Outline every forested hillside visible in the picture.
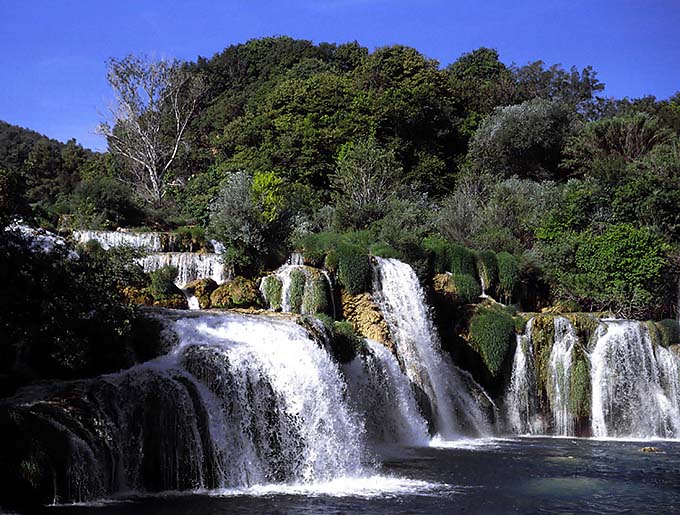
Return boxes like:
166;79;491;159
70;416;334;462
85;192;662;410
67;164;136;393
2;36;680;318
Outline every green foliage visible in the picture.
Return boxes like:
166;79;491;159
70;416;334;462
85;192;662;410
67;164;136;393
148;266;181;300
172;225;209;252
0;168;29;227
496;252;519;303
302;271;330;315
337;242;370;295
210;276;260;309
368;242;400;259
449;244;478;276
469;306;515;377
329;320;365;363
469;99;574;180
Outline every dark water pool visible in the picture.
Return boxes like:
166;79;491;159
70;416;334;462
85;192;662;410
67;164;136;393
20;437;680;515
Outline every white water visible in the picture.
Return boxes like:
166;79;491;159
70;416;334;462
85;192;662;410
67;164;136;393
590;320;680;438
139;253;227;288
343;339;430;446
372;257;492;438
548;317;577;435
73;230;164;251
505;320;545;434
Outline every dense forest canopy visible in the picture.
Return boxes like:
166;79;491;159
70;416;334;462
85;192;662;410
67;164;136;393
2;36;680;319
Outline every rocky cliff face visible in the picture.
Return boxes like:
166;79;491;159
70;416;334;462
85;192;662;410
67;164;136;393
340;291;394;352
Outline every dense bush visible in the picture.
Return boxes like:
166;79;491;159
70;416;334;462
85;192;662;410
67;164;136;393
148;266;181;299
476;250;498;293
450;274;482;304
468;305;515;377
337;242;370;295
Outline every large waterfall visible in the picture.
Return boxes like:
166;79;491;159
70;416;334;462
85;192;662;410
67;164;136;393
372;257;492;438
4;310;460;504
591;320;680;438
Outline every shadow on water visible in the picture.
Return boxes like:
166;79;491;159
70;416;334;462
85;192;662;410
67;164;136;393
33;437;680;515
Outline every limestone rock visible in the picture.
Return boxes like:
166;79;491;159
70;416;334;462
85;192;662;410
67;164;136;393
152;294;188;310
210;276;260;309
340;290;394;353
640;446;662;453
185;278;218;309
121;286;154;306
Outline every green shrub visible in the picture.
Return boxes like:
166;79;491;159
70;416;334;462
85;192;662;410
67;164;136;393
449;243;478;276
210;276;260;309
324;249;339;274
337;242;370;294
261;275;283;311
469;306;515;377
369;242;400;259
289;268;306;313
476;250;498;293
148;266;181;299
173;226;209;252
496;252;519;303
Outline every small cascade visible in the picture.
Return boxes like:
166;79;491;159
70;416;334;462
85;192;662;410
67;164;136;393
262;265;331;316
139;253;227;288
343;339;430;446
287;252;305;266
547;317;578;435
504;320;544;434
185;293;201;310
4;312;370;504
73;230;164;251
372;257;492;438
590;320;680;438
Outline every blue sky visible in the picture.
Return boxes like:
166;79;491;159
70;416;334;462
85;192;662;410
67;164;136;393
1;0;679;150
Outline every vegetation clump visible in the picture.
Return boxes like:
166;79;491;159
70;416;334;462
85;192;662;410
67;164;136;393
210;276;260;309
261;275;283;311
468;305;515;377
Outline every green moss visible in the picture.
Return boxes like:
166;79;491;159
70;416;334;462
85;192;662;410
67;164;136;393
369;242;400;259
513;315;529;333
496;252;519;303
210;276;260;309
302;270;330;315
422;234;451;274
654;319;680;347
449;243;478;276
531;314;557;403
289;269;306;313
476;250;498;293
564;313;599;350
569;347;591;418
324;250;339;274
173;225;209;252
450;273;482;304
337;243;370;295
469;306;515;377
330;320;366;363
261;275;283;311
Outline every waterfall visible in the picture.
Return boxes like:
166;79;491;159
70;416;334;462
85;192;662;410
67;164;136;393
547;317;577;435
139;253;227;288
5;311;372;504
73;230;164;251
505;320;544;434
343;339;430;446
590;320;680;438
372;257;492;438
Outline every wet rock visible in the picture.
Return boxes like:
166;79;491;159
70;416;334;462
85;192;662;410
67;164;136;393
640;446;662;453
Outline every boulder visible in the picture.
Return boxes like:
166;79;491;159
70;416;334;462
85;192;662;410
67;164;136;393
121;286;154;306
152;294;188;310
340;290;394;353
640;446;662;453
210;277;260;309
185;278;218;309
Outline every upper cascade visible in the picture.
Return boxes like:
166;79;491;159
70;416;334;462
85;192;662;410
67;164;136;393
372;257;493;438
73;229;165;251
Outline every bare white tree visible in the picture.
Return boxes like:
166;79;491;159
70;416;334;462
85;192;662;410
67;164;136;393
97;54;205;207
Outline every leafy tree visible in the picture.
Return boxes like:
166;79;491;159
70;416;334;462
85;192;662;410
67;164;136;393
98;54;206;207
469;98;574;180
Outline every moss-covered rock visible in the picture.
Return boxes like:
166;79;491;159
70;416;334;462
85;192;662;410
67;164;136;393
647;319;680;348
337;243;370;295
122;286;154;306
184;278;218;309
530;314;557;410
210;276;260;309
496;252;519;304
340;290;394;352
260;275;283;311
288;268;306;313
433;273;481;305
468;305;515;377
152;294;189;310
476;250;498;293
302;268;330;315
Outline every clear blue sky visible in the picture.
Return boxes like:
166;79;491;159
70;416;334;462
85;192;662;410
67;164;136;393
1;0;679;151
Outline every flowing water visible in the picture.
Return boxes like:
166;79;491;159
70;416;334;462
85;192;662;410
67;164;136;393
372;257;492;438
547;317;578;436
73;230;165;251
138;253;227;287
